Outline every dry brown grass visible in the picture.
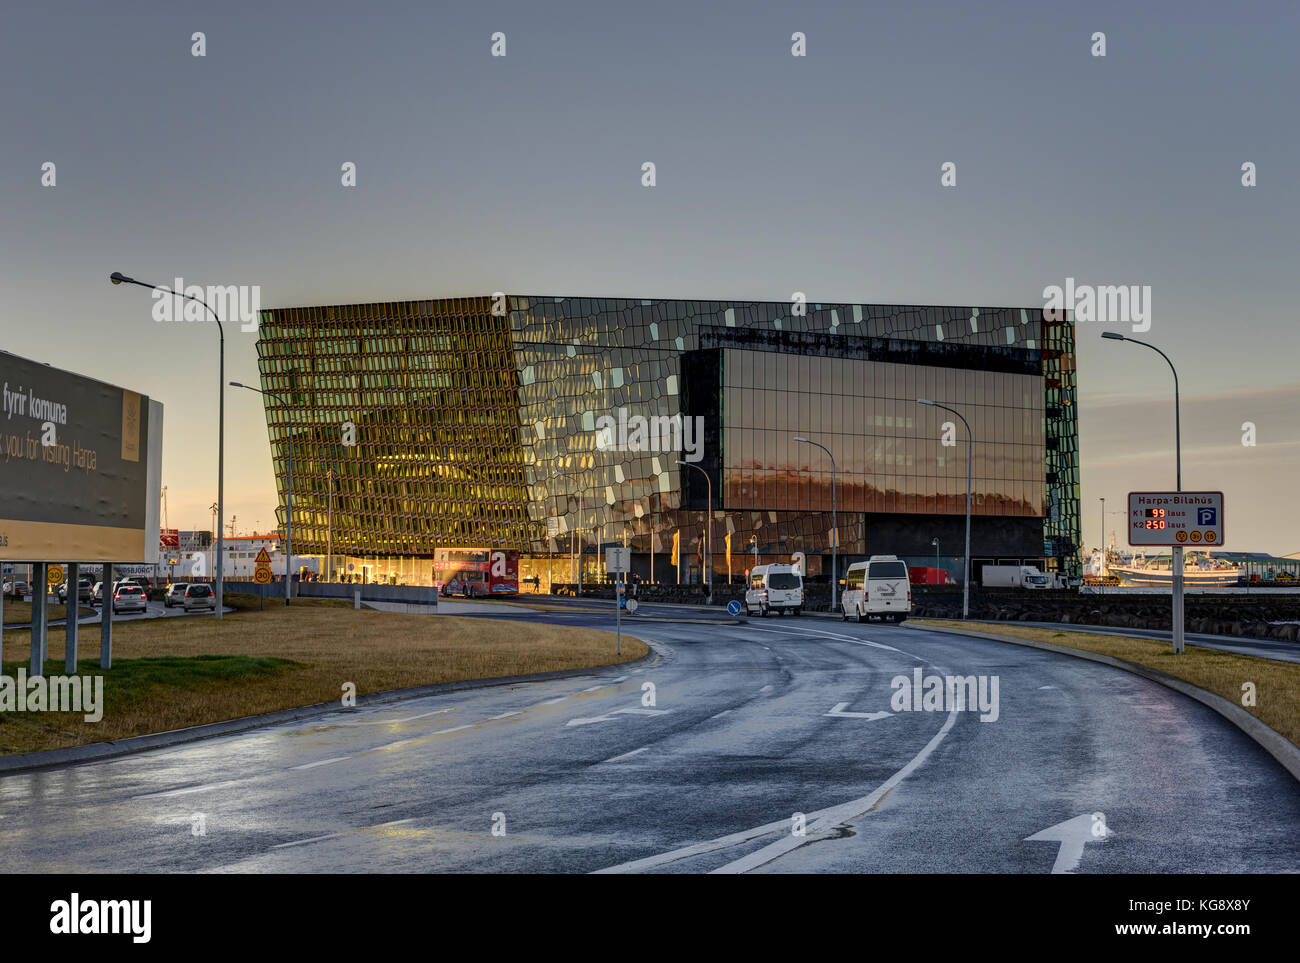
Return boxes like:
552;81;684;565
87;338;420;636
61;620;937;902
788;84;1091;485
2;601;96;626
1;598;646;755
916;620;1300;747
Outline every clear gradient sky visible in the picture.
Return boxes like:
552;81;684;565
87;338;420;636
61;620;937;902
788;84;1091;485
2;0;1296;554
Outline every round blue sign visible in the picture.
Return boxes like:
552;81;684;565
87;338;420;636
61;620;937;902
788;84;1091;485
727;600;742;616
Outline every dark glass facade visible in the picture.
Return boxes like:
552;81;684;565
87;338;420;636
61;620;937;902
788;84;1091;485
256;296;1080;582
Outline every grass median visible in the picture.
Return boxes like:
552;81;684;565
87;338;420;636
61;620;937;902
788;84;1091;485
915;619;1300;748
0;594;647;756
2;601;96;627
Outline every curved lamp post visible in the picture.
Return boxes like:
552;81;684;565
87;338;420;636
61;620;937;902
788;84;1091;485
111;272;225;619
794;436;837;613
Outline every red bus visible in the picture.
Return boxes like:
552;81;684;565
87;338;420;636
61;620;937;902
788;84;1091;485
432;548;519;597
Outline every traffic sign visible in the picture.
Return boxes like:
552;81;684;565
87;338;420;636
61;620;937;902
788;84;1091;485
47;564;64;587
605;547;630;573
727;600;742;616
1127;492;1224;546
254;547;272;564
253;567;273;585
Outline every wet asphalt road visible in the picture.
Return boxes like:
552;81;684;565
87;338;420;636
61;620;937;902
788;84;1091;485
2;610;1298;874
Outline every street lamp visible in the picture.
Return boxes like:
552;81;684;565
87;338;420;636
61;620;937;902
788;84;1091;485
918;399;972;619
112;272;226;619
231;382;293;604
1103;331;1185;652
678;458;713;601
932;536;940;583
795;436;837;613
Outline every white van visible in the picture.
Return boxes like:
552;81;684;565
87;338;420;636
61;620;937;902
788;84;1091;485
745;563;804;617
841;555;912;623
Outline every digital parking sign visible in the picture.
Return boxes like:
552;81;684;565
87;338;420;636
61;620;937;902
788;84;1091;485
1126;491;1224;547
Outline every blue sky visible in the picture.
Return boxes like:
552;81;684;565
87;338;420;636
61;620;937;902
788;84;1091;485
2;0;1296;553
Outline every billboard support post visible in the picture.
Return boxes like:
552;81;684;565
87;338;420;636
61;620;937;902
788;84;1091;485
100;563;113;670
65;562;79;672
31;562;47;676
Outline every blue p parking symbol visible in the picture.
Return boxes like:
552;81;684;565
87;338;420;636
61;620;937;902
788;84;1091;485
1198;507;1217;526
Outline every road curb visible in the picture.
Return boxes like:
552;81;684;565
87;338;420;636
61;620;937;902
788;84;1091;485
907;621;1300;785
0;645;658;776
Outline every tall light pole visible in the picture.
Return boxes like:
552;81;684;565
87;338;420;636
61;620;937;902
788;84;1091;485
932;536;940;583
326;468;335;582
918;399;972;619
1099;497;1106;578
795;436;837;613
231;382;293;605
112;272;225;619
1103;331;1185;652
678;458;713;601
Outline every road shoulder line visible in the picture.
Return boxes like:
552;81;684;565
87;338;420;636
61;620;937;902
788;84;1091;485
0;647;658;776
905;622;1300;784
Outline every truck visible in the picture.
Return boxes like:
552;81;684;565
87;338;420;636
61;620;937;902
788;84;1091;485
980;564;1052;589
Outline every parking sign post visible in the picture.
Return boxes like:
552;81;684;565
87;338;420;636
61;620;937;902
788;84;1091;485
1127;492;1224;655
606;547;630;655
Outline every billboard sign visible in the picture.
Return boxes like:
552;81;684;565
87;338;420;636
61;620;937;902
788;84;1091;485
1;351;163;562
1126;491;1224;547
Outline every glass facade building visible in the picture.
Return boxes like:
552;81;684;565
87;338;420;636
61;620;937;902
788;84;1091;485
255;296;1080;585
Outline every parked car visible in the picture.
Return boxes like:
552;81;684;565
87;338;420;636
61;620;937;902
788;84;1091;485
842;555;912;623
57;578;94;604
111;584;149;615
181;583;216;612
7;580;31;600
744;563;804;617
164;583;190;608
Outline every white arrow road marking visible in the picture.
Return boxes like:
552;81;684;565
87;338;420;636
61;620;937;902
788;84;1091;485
825;702;893;721
1025;813;1114;874
742;624;924;661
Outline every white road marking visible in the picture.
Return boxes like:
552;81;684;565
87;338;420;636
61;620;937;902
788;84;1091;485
825;702;893;721
565;706;670;727
603;747;649;763
375;739;412;750
743;623;924;661
432;725;474;734
596;704;960;874
711;704;961;873
1025;813;1114;873
334;707;456;727
133;779;243;800
290;756;353;771
759;684;774;693
710;709;732;719
1038;685;1057;690
536;697;567;706
565;714;616;727
272;831;346;849
489;711;520;719
581;685;606;693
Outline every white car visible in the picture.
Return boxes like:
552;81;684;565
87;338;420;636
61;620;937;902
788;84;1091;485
164;583;189;607
111;584;149;615
841;556;912;623
181;583;216;612
745;563;804;617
